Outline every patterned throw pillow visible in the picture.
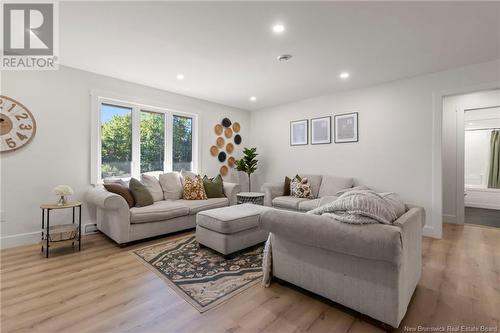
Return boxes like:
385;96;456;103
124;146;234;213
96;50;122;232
183;175;208;200
290;176;313;198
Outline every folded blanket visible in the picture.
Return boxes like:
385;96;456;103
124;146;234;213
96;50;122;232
307;190;406;224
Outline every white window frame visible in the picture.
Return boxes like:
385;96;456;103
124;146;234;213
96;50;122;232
90;91;199;184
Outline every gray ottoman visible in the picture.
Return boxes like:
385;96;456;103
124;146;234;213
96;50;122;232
196;204;271;256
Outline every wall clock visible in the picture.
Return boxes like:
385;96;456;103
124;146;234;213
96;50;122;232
0;95;37;152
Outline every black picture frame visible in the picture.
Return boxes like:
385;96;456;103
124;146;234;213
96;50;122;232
290;119;308;146
334;112;358;143
310;116;332;145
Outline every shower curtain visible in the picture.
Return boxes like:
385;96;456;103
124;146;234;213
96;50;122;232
488;130;500;188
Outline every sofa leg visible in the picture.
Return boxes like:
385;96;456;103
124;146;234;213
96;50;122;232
118;243;129;248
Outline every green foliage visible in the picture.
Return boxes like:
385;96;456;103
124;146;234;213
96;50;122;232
235;147;258;191
172;116;192;170
140;112;165;173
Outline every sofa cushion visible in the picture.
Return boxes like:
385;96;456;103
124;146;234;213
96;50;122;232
176;198;229;215
130;201;190;224
103;183;135;208
203;175;225;198
182;175;208;200
318;175;354;197
141;174;164;202
297;199;322;212
299;174;322;198
272;196;310;210
129;178;154;207
159;172;183;200
197;203;270;234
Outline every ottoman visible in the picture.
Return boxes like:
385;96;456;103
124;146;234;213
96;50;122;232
196;203;271;256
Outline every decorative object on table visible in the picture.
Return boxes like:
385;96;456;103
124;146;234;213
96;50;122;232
131;235;263;313
210;145;219;157
221;117;232;128
226;142;234;154
237;192;265;205
290;119;308;146
334;112;358;143
224;127;233;138
234;134;242;145
0;95;37;153
290;176;313;198
311;116;331;144
235;147;258;192
219;165;229;177
214;124;223;135
227;156;236;168
53;185;74;206
182;175;207;200
232;122;240;133
40;201;82;258
203;175;224;198
217;151;227;162
216;137;225;148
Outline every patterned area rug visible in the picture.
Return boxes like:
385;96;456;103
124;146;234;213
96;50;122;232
132;235;263;313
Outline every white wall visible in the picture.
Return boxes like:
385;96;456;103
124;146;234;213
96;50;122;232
0;66;250;248
250;59;500;238
442;90;500;223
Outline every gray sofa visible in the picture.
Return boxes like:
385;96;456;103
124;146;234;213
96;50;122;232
260;205;424;327
261;174;354;210
86;182;240;244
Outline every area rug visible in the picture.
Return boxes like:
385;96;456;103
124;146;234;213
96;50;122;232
131;235;263;313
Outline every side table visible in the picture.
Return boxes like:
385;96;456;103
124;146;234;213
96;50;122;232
40;202;82;258
236;192;265;205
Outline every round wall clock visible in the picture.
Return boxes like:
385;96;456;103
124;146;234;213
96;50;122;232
0;96;36;153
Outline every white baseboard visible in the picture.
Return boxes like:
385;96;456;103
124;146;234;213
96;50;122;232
0;231;40;249
423;225;441;239
443;214;457;224
466;203;500;210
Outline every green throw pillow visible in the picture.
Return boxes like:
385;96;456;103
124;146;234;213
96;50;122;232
203;175;225;198
129;178;154;207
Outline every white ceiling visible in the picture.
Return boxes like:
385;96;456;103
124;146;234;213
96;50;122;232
60;2;500;111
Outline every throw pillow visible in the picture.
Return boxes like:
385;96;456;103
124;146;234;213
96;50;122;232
159;172;183;200
103;183;135;208
183;175;208;200
284;174;301;196
290;176;313;198
180;169;197;185
103;178;129;187
128;178;154;207
203;175;225;198
141;174;163;201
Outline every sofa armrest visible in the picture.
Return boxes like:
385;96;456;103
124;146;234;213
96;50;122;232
223;182;241;206
261;182;284;206
86;186;130;211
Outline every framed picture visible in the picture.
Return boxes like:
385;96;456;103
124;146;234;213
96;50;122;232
290;119;308;146
334;112;358;143
311;116;331;144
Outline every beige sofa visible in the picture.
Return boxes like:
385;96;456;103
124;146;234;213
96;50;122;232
261;174;354;210
86;181;240;244
260;203;424;328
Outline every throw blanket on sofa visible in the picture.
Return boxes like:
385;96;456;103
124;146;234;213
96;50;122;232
262;234;273;287
307;190;406;224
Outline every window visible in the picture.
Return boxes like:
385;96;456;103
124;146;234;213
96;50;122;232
91;94;197;183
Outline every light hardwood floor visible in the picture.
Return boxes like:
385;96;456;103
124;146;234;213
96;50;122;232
1;224;499;333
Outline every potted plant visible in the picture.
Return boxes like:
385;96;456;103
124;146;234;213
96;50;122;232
235;147;258;192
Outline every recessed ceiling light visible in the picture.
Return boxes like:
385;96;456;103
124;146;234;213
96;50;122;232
272;24;285;34
339;72;350;79
176;74;184;80
277;54;293;62
250;96;257;102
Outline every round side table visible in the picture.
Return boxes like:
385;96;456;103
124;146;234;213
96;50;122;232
40;202;82;258
237;192;265;205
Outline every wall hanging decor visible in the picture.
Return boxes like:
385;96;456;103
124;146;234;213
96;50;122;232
210;145;219;156
216;137;225;148
334;112;358;143
218;151;227;162
222;117;232;128
234;134;242;145
228;156;236;168
290;119;308;146
226;143;234;154
224;127;233;138
311;116;331;145
214;124;223;135
232;122;240;133
0;95;37;153
219;165;229;176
